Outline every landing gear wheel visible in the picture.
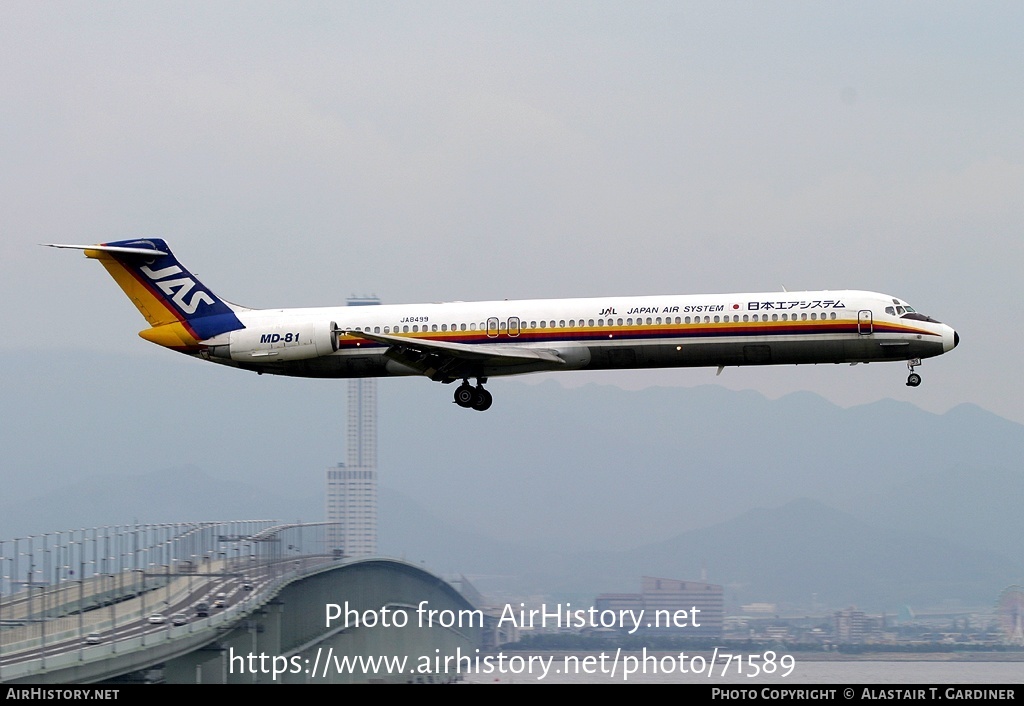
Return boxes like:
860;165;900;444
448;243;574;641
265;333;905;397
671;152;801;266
454;383;475;408
471;387;492;411
906;373;921;387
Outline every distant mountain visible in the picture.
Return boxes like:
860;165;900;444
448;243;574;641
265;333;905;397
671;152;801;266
379;379;1024;553
629;497;1022;610
4;350;1023;611
379;491;1024;612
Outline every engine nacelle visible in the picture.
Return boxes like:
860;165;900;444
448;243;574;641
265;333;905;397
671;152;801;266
226;321;339;362
550;343;592;369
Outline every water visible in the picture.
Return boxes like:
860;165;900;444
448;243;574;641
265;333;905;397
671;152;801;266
459;653;1023;684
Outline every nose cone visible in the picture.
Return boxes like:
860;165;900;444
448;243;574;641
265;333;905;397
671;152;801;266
943;326;959;353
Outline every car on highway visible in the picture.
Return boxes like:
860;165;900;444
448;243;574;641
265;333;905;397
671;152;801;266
147;614;167;624
171;613;189;626
84;632;103;644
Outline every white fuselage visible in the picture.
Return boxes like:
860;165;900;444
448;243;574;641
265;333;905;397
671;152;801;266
49;239;958;410
203;289;957;382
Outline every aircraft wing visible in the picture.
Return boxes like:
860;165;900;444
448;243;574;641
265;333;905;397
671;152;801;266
342;329;565;364
342;328;565;381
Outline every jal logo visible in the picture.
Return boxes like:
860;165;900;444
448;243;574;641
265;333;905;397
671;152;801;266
599;306;617;317
140;264;216;315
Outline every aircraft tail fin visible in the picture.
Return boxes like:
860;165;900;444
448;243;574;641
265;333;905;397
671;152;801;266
46;239;246;351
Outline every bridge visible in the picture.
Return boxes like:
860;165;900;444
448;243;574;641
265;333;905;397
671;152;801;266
0;522;481;684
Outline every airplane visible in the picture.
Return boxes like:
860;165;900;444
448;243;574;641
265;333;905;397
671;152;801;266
47;238;958;411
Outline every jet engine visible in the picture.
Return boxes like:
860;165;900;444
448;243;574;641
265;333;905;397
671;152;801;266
223;321;340;362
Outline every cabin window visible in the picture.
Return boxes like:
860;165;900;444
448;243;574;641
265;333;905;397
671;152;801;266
772;314;779;321
830;312;837;320
539;320;546;328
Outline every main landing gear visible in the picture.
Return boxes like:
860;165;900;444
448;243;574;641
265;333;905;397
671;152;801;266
906;358;922;387
454;379;492;411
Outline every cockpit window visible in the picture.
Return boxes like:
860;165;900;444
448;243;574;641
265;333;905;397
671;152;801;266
896;301;940;323
885;306;895;315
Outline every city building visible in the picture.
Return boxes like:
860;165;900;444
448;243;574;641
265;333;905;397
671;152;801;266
596;575;724;638
326;296;380;557
833;607;867;643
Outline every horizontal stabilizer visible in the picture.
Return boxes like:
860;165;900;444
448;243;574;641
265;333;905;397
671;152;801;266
43;243;169;257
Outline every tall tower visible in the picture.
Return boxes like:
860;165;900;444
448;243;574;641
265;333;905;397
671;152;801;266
326;295;380;557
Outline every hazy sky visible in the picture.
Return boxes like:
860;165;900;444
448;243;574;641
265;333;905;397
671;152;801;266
3;2;1022;422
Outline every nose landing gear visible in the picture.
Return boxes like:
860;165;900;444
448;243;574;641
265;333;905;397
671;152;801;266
906;359;922;387
453;379;492;411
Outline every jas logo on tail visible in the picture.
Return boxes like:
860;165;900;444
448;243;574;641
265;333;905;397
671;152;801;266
140;264;216;315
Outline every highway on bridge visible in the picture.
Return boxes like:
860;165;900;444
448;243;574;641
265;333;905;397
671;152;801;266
1;522;481;684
